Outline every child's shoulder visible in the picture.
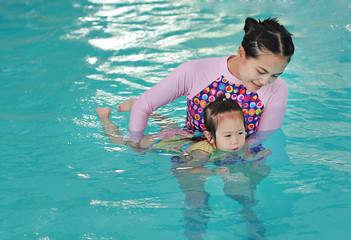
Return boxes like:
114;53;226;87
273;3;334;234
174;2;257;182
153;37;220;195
187;140;214;155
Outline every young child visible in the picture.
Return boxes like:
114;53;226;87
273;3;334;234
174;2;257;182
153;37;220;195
96;94;271;172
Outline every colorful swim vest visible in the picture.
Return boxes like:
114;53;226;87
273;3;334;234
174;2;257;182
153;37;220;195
185;76;264;136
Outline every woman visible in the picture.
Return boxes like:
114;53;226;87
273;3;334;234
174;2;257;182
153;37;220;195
120;17;295;145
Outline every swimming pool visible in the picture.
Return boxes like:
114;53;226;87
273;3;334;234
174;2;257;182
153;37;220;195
1;0;350;239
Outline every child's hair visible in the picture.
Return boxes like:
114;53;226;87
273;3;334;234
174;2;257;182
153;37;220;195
204;94;245;144
242;17;295;60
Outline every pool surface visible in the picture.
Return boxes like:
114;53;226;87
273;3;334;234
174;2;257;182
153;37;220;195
1;0;351;239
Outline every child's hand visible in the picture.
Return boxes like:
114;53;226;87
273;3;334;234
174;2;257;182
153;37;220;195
257;149;272;157
244;148;272;161
118;98;137;112
95;107;112;119
188;167;211;174
187;166;229;175
214;166;229;175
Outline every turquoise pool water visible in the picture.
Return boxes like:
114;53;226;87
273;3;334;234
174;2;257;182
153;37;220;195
1;0;350;239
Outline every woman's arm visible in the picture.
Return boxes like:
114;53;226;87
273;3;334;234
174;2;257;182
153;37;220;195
248;78;288;145
258;78;288;131
125;62;193;142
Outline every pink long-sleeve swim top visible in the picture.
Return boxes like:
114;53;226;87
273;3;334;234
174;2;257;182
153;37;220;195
126;55;288;142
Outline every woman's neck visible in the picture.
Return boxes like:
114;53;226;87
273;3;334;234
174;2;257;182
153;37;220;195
227;56;241;80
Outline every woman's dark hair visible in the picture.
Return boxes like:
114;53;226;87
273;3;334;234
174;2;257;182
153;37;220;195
242;17;295;60
204;94;245;145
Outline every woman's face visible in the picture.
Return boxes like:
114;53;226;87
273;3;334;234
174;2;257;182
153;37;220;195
238;50;290;93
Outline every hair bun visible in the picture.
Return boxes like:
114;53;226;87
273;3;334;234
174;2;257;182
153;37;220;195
215;93;227;102
244;17;259;33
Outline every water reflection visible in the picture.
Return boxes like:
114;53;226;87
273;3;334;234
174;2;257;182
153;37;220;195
64;0;243;96
172;154;271;240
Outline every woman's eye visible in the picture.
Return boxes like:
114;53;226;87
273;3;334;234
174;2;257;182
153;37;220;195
257;70;264;74
225;135;231;138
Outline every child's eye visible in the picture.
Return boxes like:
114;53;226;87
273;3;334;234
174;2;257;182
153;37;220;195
238;131;244;135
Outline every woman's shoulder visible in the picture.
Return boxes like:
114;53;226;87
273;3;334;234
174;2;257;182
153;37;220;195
258;77;288;106
182;56;229;68
274;77;288;89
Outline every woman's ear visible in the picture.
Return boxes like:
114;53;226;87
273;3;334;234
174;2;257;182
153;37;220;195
238;46;246;59
204;131;216;149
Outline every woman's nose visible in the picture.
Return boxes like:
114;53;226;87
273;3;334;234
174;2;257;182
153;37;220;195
258;75;271;85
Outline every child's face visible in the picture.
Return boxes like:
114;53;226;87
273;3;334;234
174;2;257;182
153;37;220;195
212;112;246;152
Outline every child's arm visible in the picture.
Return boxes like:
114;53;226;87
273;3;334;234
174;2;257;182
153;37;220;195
96;107;126;145
184;150;229;175
243;148;272;161
96;107;142;149
188;166;229;175
183;149;209;166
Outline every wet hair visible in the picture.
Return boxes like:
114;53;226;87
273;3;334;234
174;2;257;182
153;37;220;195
204;94;245;145
242;17;295;60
